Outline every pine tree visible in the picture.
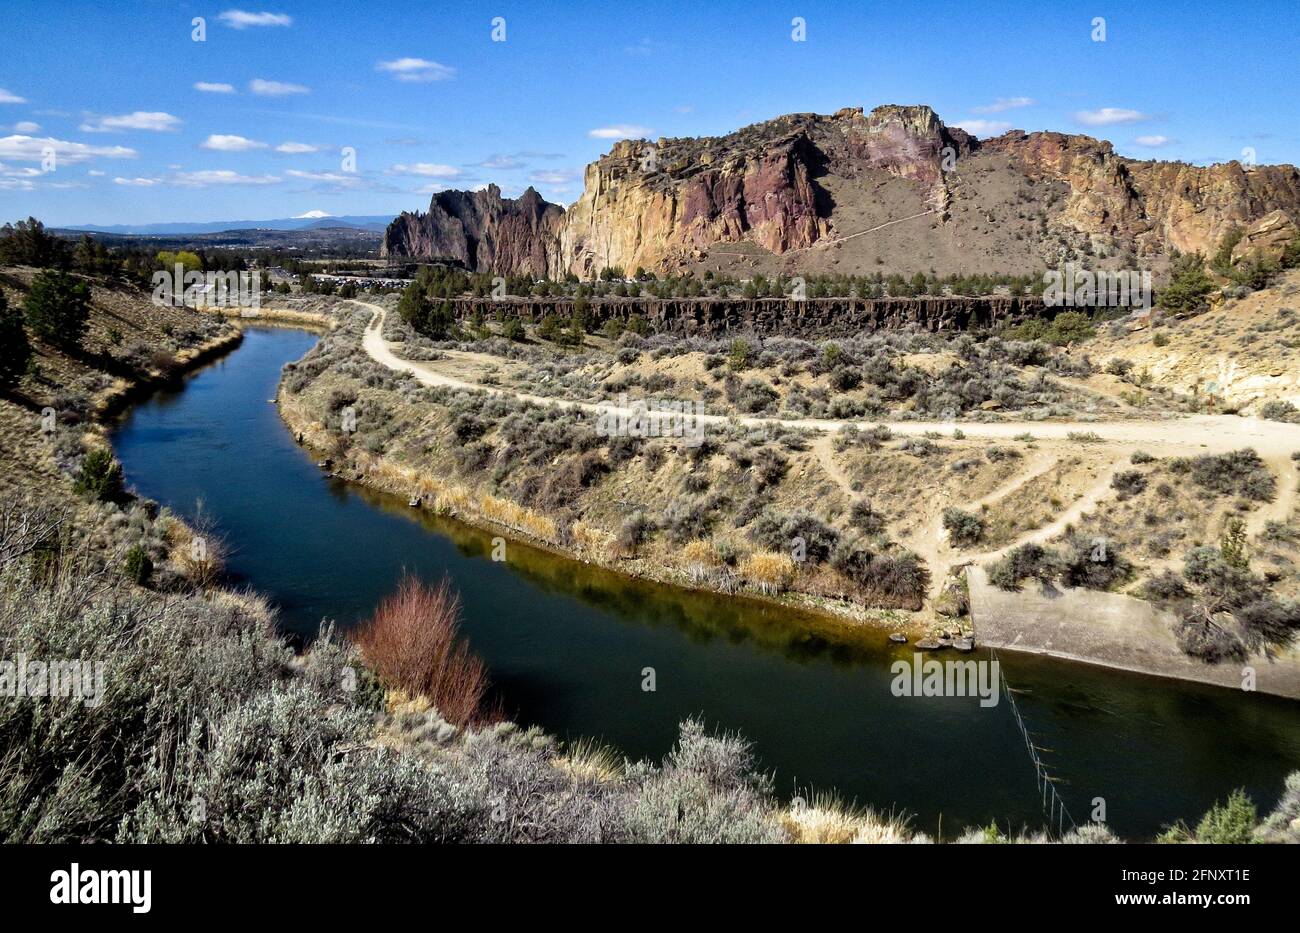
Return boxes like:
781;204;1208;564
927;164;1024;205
0;289;32;390
24;270;90;350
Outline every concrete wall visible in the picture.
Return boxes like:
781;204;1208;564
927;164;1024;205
966;566;1300;699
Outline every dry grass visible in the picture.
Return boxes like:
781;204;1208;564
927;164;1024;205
572;520;616;560
478;492;558;542
679;538;722;583
780;792;916;844
740;550;796;594
350;574;497;728
552;737;624;785
165;503;227;589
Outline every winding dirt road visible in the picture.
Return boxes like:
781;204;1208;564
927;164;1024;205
356;299;1300;457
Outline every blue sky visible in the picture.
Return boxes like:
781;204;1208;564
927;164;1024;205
2;0;1298;226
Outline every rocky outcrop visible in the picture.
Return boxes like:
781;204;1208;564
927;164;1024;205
1230;209;1299;265
379;184;563;277
558;105;973;276
985;132;1300;256
382;105;1300;276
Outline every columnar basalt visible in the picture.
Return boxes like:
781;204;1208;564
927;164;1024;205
442;295;1051;337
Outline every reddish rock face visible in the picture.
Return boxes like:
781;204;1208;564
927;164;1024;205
382;105;1300;277
985;131;1300;256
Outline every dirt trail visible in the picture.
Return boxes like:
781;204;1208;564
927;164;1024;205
816;437;1126;602
352;299;1300;591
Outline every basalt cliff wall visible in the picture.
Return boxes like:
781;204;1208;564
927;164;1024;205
446;295;1051;337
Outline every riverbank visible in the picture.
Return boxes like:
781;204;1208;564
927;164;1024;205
272;310;928;647
270;297;1300;701
111;323;1300;839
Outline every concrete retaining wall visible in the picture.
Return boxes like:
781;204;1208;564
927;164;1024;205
966;566;1300;699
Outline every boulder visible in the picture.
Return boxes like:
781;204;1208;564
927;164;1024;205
1231;210;1299;265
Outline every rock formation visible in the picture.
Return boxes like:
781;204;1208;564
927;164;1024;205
1230;209;1300;265
381;105;1300;278
379;184;563;277
427;295;1047;337
984;132;1300;257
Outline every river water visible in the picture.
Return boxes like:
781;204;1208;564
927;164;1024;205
110;326;1300;838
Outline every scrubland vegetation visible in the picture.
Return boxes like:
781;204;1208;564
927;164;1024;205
3;506;1296;844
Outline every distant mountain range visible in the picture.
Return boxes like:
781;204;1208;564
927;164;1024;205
56;215;394;236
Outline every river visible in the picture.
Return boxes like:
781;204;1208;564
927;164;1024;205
110;326;1300;838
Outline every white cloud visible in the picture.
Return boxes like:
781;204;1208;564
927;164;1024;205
971;97;1035;114
219;10;292;29
389;162;461;178
0;89;26;104
588;124;652;140
12;121;40;133
194;82;236;94
285;169;355;183
0;178;35;190
476;154;525;170
118;170;281;187
249;79;309;96
1134;135;1174;147
0;135;136;163
172;169;280;186
954;119;1012;136
80;111;182;133
528;169;578;185
1075;107;1152;127
200;134;267;151
87;169;105;176
375;58;455;82
275;141;324;153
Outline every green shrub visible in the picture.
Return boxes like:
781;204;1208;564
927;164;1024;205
74;448;125;503
941;507;984;547
727;338;752;371
1110;469;1147;499
123;545;153;586
24;270;90;350
1157;252;1216;316
1259;400;1300;423
1194;789;1257;844
537;312;565;342
500;317;525;341
0;289;31;390
987;543;1059;591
